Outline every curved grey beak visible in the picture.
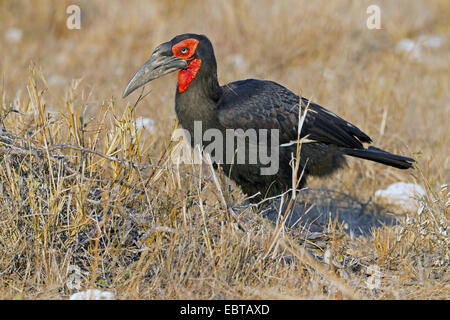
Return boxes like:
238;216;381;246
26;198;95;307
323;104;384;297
122;42;187;98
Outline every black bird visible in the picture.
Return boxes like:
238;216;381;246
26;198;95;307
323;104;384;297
123;33;414;201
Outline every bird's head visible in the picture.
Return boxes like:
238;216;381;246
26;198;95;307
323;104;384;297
122;33;215;98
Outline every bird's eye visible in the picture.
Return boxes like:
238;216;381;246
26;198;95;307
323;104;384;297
180;47;188;54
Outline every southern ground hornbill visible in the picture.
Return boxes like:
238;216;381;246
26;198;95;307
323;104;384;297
123;33;414;202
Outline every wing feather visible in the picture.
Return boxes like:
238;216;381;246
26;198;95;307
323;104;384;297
218;79;372;149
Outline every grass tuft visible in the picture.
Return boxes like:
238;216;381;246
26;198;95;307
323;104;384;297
0;0;448;299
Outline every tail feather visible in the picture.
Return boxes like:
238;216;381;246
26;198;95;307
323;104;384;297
342;146;415;169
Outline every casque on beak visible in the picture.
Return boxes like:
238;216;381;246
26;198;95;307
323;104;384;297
122;42;187;98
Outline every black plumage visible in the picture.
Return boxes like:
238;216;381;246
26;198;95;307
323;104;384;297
123;33;414;202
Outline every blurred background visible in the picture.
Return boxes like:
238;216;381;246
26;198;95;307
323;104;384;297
0;0;448;300
0;0;449;189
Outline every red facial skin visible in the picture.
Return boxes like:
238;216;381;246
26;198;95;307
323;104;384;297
172;38;201;93
177;59;201;93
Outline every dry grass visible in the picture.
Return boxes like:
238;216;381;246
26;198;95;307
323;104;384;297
0;0;448;299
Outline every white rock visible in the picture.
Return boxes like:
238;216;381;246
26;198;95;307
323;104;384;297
5;28;23;43
375;182;426;210
396;35;444;61
69;289;115;300
396;39;422;59
136;117;155;133
232;54;247;69
417;35;444;48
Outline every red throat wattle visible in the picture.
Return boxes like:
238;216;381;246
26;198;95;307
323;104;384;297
178;59;201;93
